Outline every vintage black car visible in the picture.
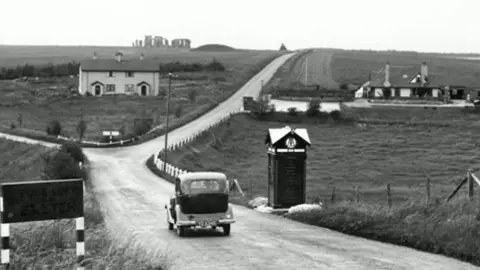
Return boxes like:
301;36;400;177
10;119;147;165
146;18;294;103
165;172;235;237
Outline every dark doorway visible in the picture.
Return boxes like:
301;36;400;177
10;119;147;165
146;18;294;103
95;85;101;96
141;85;147;96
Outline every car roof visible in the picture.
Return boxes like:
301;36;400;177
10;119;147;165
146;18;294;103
178;172;227;182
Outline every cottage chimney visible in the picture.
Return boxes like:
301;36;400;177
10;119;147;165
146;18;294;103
92;52;98;60
383;61;391;87
140;53;145;60
420;61;428;86
114;51;123;63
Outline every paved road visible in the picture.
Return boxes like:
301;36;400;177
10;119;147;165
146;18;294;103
1;53;479;270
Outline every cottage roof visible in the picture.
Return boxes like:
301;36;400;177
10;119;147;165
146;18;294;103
369;63;477;88
80;59;159;72
265;126;311;146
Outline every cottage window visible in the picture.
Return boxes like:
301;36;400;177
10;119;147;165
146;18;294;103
108;71;114;77
106;84;116;92
126;71;134;77
125;84;134;92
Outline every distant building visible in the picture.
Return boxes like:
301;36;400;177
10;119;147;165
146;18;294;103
78;52;160;96
356;61;475;100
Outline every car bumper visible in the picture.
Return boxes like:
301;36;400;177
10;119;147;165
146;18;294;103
176;219;236;226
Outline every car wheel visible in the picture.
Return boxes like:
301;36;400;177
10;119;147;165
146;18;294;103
177;225;186;237
222;224;231;236
166;210;174;230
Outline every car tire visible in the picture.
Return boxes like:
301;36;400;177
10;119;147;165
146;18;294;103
177;225;186;237
166;210;174;230
222;224;231;236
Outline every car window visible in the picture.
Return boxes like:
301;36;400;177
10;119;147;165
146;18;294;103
187;179;221;194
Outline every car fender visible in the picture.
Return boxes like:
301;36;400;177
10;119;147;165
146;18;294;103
227;203;234;218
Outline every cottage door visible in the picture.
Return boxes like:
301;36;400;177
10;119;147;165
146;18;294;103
141;85;147;96
95;85;101;96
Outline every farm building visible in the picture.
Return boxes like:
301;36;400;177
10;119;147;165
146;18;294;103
78;52;160;96
355;61;475;100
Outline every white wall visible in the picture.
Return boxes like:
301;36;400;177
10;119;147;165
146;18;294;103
78;69;160;96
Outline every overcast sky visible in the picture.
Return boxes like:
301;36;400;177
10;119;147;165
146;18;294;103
0;0;478;53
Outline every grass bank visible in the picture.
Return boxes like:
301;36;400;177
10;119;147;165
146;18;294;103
0;139;167;269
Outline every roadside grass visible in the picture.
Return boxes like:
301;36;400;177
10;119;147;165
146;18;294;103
157;113;480;266
0;139;167;269
0;50;282;143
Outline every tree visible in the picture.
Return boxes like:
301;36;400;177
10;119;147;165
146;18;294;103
17;113;23;128
306;99;322;117
46;120;62;136
76;119;87;141
60;142;85;163
43;151;83;180
188;88;197;103
174;104;183;118
279;43;287;51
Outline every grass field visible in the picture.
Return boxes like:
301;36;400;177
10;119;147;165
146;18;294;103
0;46;282;141
264;48;480;93
162;112;480;266
0;139;166;269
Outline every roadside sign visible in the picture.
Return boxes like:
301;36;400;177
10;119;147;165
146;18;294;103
0;179;85;268
102;131;120;137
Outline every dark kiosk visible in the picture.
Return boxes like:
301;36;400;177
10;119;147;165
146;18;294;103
265;126;311;209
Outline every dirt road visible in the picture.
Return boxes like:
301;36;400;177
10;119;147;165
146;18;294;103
1;53;479;269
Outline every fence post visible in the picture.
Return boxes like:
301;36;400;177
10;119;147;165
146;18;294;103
330;186;336;205
355;186;359;204
386;183;392;209
426;176;431;204
468;168;474;200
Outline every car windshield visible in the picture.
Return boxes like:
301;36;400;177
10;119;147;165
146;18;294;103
182;179;225;194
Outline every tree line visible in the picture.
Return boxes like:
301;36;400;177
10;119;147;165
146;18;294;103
0;59;226;80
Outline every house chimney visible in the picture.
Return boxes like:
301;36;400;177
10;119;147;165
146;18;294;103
383;61;391;87
114;51;123;63
420;61;428;86
140;53;144;60
92;52;98;60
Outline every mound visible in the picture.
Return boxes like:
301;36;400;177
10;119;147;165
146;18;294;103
192;44;236;52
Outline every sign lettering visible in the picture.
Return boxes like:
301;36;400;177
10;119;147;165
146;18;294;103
1;179;84;224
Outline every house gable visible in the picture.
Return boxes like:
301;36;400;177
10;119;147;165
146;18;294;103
137;81;151;86
90;81;104;86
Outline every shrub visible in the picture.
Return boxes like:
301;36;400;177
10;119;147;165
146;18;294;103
329;110;343;122
76;119;87;140
60;142;85;163
306;99;321;117
174;104;183;118
188;89;197;103
43;151;83;180
133;119;151;137
287;107;298;116
46;120;62;136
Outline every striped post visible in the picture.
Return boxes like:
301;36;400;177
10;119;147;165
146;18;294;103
76;217;85;270
0;196;10;267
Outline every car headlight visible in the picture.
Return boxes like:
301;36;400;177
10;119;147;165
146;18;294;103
226;214;232;219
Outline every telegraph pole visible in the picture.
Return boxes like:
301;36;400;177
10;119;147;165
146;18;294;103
163;72;173;171
305;55;308;87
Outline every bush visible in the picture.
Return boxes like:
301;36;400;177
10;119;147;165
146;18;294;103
43;151;83;180
133;119;151;137
174;104;183;118
188;89;197;103
329;110;343;122
60;142;85;163
306;99;321;117
46;120;62;136
287;107;299;116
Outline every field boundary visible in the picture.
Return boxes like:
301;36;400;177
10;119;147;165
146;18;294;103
0;53;284;148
